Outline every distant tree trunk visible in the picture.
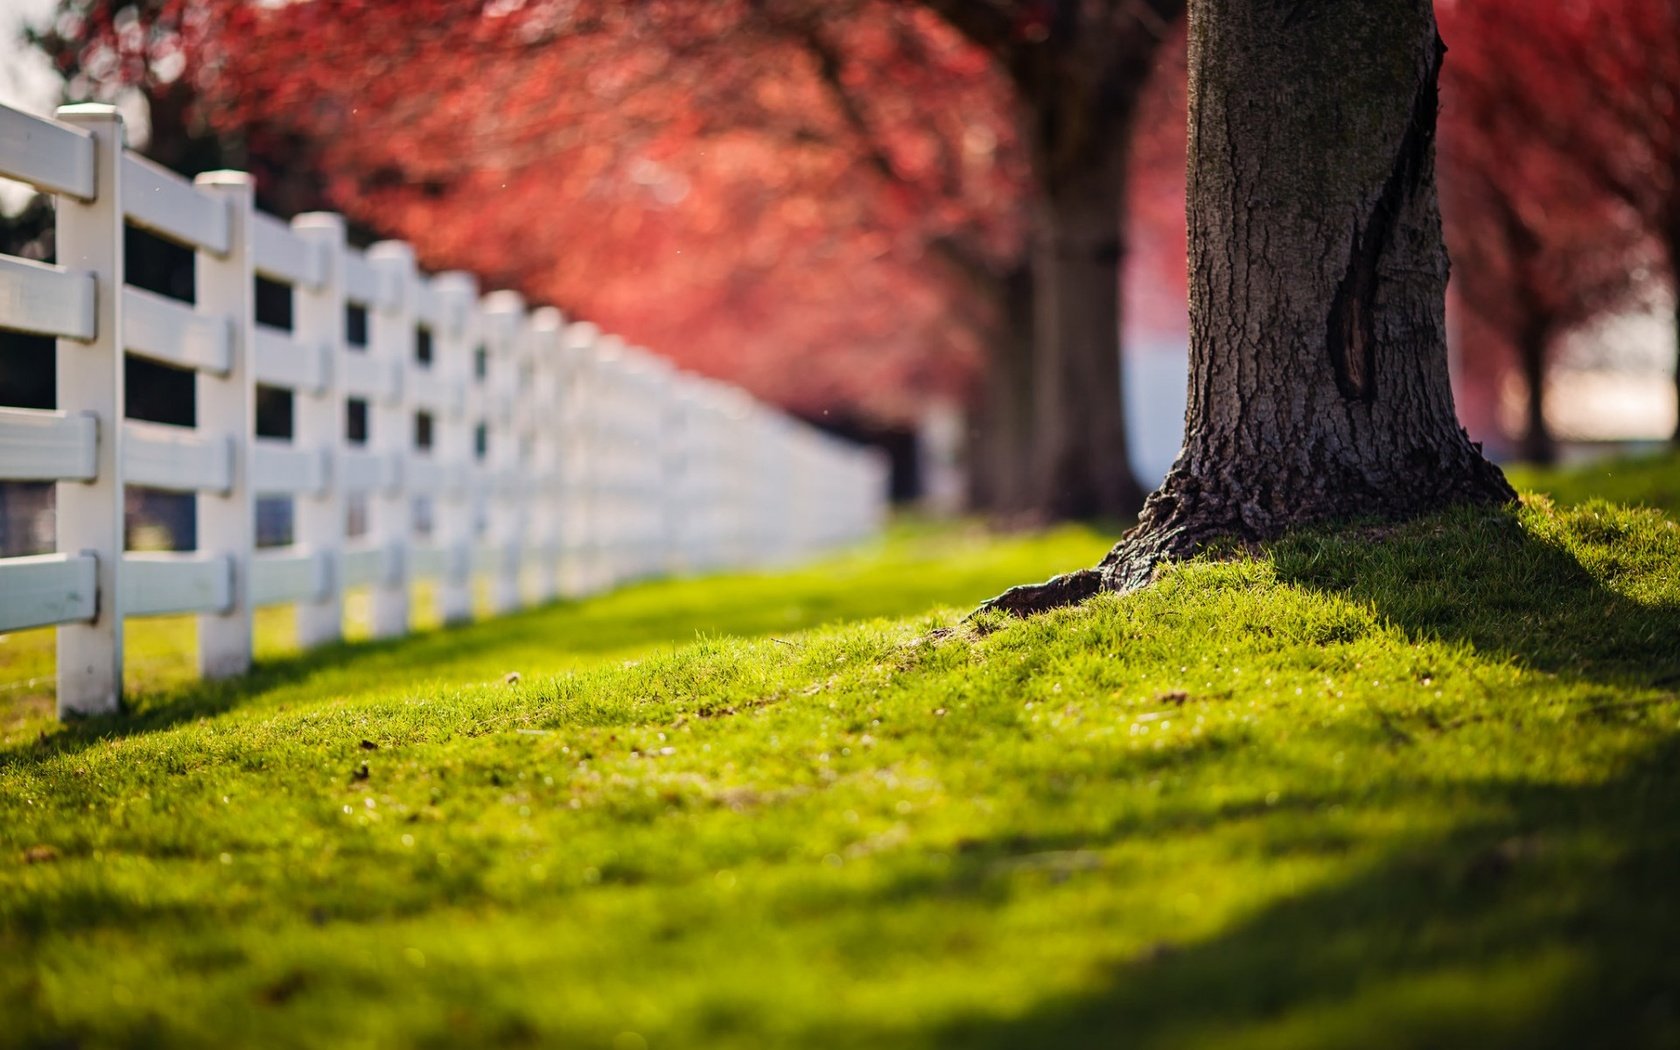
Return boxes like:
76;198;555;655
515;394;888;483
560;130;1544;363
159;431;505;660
1018;82;1148;522
915;0;1183;524
1516;322;1557;464
968;264;1038;519
982;0;1513;615
1027;131;1146;520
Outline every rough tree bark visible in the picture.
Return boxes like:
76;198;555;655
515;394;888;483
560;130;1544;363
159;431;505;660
982;0;1514;616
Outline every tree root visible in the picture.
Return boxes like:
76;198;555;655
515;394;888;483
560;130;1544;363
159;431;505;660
972;447;1517;621
970;568;1107;619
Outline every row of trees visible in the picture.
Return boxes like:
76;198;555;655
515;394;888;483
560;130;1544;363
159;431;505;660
20;0;1679;520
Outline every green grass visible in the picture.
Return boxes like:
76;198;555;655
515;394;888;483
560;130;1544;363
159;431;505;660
1506;447;1680;513
3;462;1679;1049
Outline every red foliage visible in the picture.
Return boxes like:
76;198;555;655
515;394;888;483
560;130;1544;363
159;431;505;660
40;0;1030;424
1124;22;1189;345
1437;0;1662;455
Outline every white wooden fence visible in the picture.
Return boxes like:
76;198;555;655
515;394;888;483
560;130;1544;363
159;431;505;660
0;103;889;718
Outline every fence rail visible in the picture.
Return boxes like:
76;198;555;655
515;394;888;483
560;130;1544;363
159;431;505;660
0;102;888;718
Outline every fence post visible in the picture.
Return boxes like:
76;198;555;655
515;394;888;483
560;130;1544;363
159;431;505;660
291;212;347;647
529;307;564;604
431;271;477;625
663;374;688;578
637;352;672;580
192;171;257;679
481;291;525;613
512;306;539;606
602;341;626;587
366;241;414;638
556;322;594;597
52;104;126;717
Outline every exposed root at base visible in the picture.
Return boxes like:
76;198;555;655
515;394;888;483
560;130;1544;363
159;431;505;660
970;568;1106;619
970;502;1235;616
970;517;1245;619
972;441;1520;621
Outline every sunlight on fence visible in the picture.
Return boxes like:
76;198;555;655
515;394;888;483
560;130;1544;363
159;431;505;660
0;103;888;718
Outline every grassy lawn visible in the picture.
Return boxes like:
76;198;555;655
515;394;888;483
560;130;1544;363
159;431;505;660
1506;447;1680;513
3;454;1679;1049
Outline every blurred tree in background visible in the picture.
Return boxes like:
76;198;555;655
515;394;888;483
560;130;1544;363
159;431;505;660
1438;0;1660;465
1531;0;1680;447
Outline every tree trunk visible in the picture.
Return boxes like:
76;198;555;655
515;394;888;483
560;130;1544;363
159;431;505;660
1516;322;1557;464
981;0;1513;615
1016;75;1151;522
920;0;1181;521
1027;138;1147;520
967;264;1039;520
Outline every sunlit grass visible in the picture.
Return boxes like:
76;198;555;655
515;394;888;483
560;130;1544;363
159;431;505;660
2;467;1678;1048
1506;446;1679;513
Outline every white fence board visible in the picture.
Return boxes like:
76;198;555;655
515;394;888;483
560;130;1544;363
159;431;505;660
122;422;233;493
407;368;462;414
122;153;232;254
410;543;468;580
409;457;465;494
252;211;323;288
341;449;396;493
121;553;233;617
0;553;96;632
343;253;379;306
123;286;232;374
473;542;515;575
0;103;94;199
0;407;97;481
0;254;96;340
341;350;400;401
253;325;329;393
341;544;399;587
251;548;330;606
253;440;328;495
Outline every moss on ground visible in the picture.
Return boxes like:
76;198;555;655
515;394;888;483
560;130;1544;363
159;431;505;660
2;457;1678;1049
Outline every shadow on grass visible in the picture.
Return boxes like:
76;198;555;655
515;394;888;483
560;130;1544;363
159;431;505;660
906;734;1680;1049
1263;504;1680;688
900;506;1680;1048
